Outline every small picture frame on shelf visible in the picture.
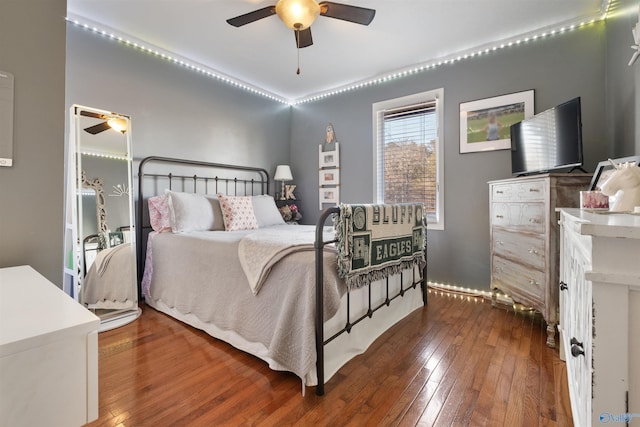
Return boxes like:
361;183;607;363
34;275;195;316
319;143;339;168
319;169;339;186
319;187;339;206
109;231;124;247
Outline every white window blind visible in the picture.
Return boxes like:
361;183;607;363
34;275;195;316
373;89;443;228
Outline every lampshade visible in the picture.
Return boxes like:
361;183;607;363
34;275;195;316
275;0;320;30
107;117;128;133
274;165;293;181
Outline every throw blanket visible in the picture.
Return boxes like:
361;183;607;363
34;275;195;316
335;203;426;289
81;243;137;310
238;226;336;295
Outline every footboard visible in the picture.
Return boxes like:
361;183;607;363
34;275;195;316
314;205;428;395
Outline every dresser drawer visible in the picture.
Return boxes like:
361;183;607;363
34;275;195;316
492;255;545;305
491;202;545;234
491;180;545;202
492;229;545;270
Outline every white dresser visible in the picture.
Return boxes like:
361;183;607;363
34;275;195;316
558;209;640;427
0;266;100;427
489;174;591;347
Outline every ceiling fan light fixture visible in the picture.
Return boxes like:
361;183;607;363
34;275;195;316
107;117;128;133
275;0;320;30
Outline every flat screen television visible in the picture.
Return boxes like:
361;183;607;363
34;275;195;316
510;97;583;176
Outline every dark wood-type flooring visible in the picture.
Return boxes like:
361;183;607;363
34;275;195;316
86;290;573;426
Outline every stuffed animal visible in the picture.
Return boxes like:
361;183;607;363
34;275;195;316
278;204;302;222
278;205;293;221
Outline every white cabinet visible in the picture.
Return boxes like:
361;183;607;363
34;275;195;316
489;174;591;347
0;266;100;427
558;209;640;427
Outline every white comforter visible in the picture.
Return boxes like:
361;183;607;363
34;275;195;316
144;225;345;386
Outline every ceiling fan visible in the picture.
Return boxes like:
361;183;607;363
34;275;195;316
227;0;375;73
80;111;127;134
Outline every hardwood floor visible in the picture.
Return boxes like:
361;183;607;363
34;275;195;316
86;290;573;426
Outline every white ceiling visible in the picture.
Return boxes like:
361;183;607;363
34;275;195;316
67;0;606;102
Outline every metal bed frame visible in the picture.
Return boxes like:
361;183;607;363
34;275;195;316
137;156;427;396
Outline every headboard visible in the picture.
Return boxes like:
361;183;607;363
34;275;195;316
136;156;270;290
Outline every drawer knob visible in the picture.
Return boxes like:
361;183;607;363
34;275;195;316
529;188;540;192
496;215;504;219
571;344;585;357
496;190;504;194
528;248;539;254
570;338;585;357
559;281;568;291
496;240;503;245
529;279;538;285
528;218;538;223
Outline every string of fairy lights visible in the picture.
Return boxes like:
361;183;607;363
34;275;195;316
66;0;612;106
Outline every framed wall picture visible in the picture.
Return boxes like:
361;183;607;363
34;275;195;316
319;143;339;168
319;187;339;206
590;156;640;191
319;169;339;186
459;90;534;154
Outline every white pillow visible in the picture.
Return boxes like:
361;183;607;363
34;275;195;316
166;191;225;232
252;195;285;227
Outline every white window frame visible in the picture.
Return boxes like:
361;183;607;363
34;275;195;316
372;88;444;230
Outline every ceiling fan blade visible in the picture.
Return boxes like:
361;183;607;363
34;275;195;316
295;27;313;48
319;2;375;25
79;110;104;119
84;121;111;135
226;6;276;27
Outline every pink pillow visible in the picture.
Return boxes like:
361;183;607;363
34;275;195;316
148;195;171;232
217;194;259;231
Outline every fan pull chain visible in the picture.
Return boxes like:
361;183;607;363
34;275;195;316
295;24;301;75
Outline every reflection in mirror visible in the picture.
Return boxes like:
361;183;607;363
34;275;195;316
81;171;107;254
64;105;140;332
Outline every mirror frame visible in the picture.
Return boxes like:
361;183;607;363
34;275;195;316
63;104;141;332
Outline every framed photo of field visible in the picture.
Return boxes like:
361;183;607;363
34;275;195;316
459;90;534;154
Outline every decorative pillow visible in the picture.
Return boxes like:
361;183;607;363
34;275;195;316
252;195;285;227
148;194;171;232
166;191;225;233
218;194;259;231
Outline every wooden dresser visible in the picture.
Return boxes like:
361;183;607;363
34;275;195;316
558;209;640;427
488;173;591;347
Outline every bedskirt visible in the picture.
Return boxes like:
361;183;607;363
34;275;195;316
144;227;423;388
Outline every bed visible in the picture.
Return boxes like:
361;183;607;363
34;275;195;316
137;156;427;395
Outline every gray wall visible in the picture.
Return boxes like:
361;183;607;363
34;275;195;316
606;0;640;157
290;24;609;290
0;0;67;285
65;24;291;181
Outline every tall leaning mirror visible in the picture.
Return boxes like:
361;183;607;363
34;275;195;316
64;105;141;331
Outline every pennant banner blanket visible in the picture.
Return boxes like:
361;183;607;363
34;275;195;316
335;203;427;289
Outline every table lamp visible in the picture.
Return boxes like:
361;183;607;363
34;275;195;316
274;165;293;200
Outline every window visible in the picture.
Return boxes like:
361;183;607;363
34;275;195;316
373;89;444;230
